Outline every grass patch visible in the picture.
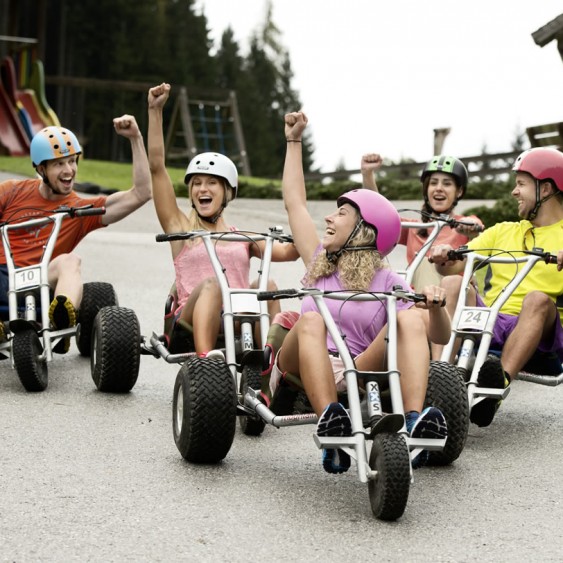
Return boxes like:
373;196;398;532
0;155;278;195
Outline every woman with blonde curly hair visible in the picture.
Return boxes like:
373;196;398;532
271;111;452;474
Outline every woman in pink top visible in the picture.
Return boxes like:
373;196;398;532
361;153;483;289
276;112;451;474
147;83;298;357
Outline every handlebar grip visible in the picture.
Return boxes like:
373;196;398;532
546;254;558;265
446;249;465;261
75;206;106;216
415;293;447;307
257;289;300;301
474;224;485;233
155;232;193;242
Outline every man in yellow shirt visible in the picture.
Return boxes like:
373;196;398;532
429;147;563;427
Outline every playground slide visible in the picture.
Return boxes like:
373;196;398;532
0;82;30;156
1;56;43;137
29;60;60;127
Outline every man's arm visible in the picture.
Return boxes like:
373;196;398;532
102;115;152;225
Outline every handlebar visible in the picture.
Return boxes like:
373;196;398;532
257;286;435;305
445;246;558;264
398;210;484;233
156;227;293;244
0;205;106;229
54;205;106;217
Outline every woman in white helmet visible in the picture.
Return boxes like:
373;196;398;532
147;83;298;357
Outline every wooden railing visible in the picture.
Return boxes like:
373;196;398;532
304;150;523;182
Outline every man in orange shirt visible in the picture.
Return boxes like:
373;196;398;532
0;115;152;352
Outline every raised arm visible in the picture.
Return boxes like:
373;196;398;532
282;112;319;266
147;83;184;233
360;153;383;192
102;114;152;225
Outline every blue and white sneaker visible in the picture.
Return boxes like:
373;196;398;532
316;402;352;474
407;406;447;469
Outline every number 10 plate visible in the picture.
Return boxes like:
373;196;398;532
15;267;41;290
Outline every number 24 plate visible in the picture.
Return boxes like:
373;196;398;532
457;307;490;331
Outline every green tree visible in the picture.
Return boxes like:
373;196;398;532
236;0;313;176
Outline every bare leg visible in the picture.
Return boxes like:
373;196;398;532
182;277;222;354
48;253;83;307
278;311;336;416
501;291;558;378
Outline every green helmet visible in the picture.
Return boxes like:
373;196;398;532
421;155;469;198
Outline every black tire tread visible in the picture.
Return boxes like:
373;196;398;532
76;282;118;357
13;329;48;392
91;306;140;393
425;360;469;466
368;432;410;521
239;364;266;436
173;357;237;463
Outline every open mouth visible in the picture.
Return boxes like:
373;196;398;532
198;196;213;206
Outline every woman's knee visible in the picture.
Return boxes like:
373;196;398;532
398;308;426;333
199;277;221;295
297;311;325;336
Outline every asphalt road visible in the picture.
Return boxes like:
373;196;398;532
1;187;562;562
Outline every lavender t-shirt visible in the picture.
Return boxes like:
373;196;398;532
301;267;413;357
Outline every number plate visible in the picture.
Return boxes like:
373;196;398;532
15;267;41;290
457;308;490;331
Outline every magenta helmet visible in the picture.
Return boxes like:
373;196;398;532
512;148;563;191
337;189;401;256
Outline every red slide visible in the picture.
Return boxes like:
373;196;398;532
1;56;47;136
0;80;30;156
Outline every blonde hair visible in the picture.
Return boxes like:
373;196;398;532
184;175;234;230
303;221;386;290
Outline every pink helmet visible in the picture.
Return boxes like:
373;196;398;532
337;189;401;257
512;148;563;191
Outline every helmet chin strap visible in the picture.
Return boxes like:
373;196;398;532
37;166;67;196
326;220;366;264
526;180;558;221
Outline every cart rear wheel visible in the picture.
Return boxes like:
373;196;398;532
239;364;266;436
76;282;118;357
91;306;140;392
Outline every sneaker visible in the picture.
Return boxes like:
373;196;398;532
407;407;448;469
316;402;352;474
49;295;77;354
470;356;510;427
